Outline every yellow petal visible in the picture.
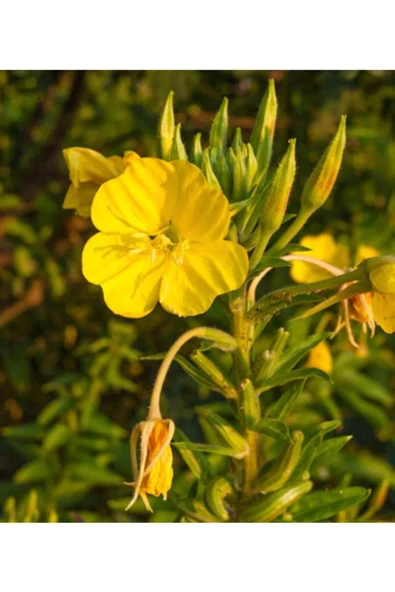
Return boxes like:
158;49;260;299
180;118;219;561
306;341;333;374
62;182;99;218
370;263;395;293
82;232;165;318
159;240;249;316
63;147;125;186
170;161;230;242
290;233;350;283
372;291;395;333
91;158;176;235
355;245;380;265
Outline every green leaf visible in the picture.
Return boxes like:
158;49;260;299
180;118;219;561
173;428;213;481
253;419;292;442
291;421;341;482
83;413;127;438
172;442;241;458
2;424;45;440
142;353;219;392
337;389;390;429
336;370;393;407
267;381;306;420
291;487;370;522
68;462;121;486
240;480;313;522
37;396;74;425
257;368;328;394
330;451;395;486
276;332;331;373
42;424;71;453
14;460;52;484
311;435;353;467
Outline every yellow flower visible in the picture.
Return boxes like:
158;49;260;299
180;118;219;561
82;157;249;318
126;418;175;512
290;233;349;283
63;147;129;217
306;341;333;374
368;261;395;333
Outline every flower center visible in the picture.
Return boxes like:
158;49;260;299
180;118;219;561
126;224;188;265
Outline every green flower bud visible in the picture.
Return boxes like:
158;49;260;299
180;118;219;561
159;90;175;161
170;123;188;161
199;411;249;459
232;127;243;152
190;350;238;399
259;138;296;234
200;327;238;351
301;116;346;213
202;149;222;190
210;147;232;196
250;79;277;153
246;144;258;191
209;97;228;154
254;430;304;493
191;133;203;167
240;480;313;522
205;477;233;521
241;378;260;427
233;147;248;201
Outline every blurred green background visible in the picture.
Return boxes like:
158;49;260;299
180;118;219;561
1;70;395;522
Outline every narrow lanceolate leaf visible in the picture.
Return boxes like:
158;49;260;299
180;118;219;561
172;441;242;457
276;332;332;373
173;428;213;481
311;435;353;467
267;381;306;420
250;79;277;153
337;389;391;429
240;480;313;522
301;115;346;213
197;411;249;458
291;421;342;482
291;487;370;522
256;367;328;394
170;123;188;161
336;370;393;407
209;97;228;154
253;419;292;443
159;90;175;160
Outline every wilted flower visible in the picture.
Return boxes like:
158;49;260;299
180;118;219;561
125;418;175;513
82;157;249;318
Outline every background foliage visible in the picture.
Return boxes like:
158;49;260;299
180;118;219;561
1;70;394;522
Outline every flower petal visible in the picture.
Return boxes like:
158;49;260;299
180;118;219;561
372;291;395;333
82;232;165;318
91;158;177;235
159;240;249;316
370;264;395;293
170;161;230;242
290;233;350;283
63;147;126;186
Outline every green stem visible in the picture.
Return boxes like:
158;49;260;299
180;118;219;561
249;227;272;269
269;207;312;252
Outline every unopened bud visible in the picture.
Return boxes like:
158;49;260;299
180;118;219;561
233;147;248;201
301;116;346;213
255;430;304;493
191;133;203;167
209;97;228;154
159;91;175;161
170;123;188;161
260;138;296;234
240;480;313;522
232;127;243;152
250;79;277;153
199;411;249;458
202;149;222;190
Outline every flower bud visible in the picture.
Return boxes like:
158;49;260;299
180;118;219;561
259;138;296;234
254;430;304;493
210;147;232;196
191;133;203;167
205;477;233;521
200;328;238;351
159;90;175;161
232;147;248;201
190;350;238;399
170;123;188;161
240;480;313;522
301;116;346;213
250;79;277;153
202;149;222;190
199;411;249;459
232;127;243;152
209;97;228;154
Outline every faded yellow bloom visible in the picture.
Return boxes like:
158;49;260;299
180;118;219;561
126;418;175;512
306;341;333;374
290;233;350;283
82;157;249;318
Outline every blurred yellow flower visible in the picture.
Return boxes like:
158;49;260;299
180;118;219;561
126;418;175;513
82;157;249;318
63;147;127;217
369;261;395;333
290;233;349;283
306;341;333;374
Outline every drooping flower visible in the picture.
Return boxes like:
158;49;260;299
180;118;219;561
290;233;380;345
63;147;140;217
368;258;395;334
125;418;175;512
82;157;249;318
